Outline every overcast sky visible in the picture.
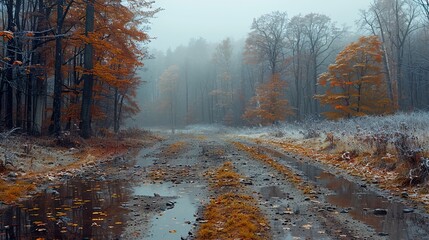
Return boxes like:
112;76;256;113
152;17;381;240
147;0;373;51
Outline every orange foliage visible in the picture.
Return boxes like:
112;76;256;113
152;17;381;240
243;74;294;125
0;30;13;41
60;0;151;127
316;36;391;119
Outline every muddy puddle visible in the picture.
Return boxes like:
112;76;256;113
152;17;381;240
0;180;201;240
133;183;200;240
0;179;131;240
277;153;429;239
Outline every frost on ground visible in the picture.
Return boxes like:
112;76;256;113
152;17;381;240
240;111;429;156
237;112;429;199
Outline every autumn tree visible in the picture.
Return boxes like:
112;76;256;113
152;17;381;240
243;74;293;125
0;0;158;137
316;36;391;119
61;0;157;137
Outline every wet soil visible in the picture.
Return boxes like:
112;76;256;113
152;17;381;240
2;131;429;239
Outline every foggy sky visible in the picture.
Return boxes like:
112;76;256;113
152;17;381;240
147;0;373;51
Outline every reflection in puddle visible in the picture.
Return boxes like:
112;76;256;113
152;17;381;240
278;155;429;239
0;179;131;240
133;183;199;240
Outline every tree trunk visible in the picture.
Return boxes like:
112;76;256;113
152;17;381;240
113;87;119;133
51;0;64;135
80;0;95;139
15;0;22;128
26;72;33;133
5;0;15;129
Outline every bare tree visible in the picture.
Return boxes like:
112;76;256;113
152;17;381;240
414;0;429;20
287;15;307;119
302;13;343;114
212;38;234;124
159;65;180;132
246;11;288;76
361;0;420;110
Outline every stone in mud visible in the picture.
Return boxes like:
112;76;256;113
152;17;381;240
326;206;336;212
340;209;349;213
403;208;414;213
240;178;253;185
373;208;388;215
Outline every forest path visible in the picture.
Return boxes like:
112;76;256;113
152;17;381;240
124;131;401;240
1;131;429;239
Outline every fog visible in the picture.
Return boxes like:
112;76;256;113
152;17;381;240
133;0;429;130
148;0;373;51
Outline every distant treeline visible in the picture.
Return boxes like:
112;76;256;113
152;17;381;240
139;0;429;128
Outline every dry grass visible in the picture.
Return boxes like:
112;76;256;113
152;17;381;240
197;193;270;240
161;141;187;158
206;161;241;188
197;162;270;240
233;142;316;197
266;139;399;185
148;168;167;181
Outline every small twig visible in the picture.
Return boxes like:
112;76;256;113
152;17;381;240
0;127;21;141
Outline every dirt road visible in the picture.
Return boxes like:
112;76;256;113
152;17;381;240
122;130;429;240
2;130;429;239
